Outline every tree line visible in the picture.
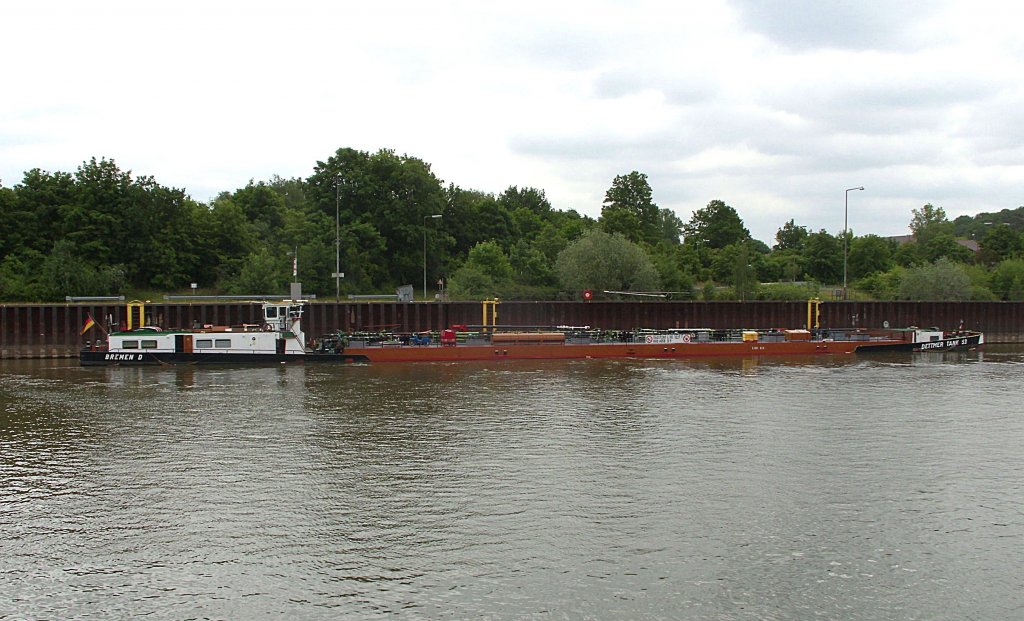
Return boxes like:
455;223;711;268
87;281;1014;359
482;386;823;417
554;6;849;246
2;148;1024;302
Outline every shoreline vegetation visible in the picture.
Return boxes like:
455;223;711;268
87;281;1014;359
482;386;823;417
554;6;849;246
3;149;1024;304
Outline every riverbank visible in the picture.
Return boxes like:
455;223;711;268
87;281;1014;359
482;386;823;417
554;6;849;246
2;299;1021;358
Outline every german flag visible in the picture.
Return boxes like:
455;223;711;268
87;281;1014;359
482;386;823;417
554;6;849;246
81;313;97;335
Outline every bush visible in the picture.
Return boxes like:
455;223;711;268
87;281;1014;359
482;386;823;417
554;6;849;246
897;258;972;300
447;265;497;299
856;269;904;300
758;282;821;301
990;258;1024;300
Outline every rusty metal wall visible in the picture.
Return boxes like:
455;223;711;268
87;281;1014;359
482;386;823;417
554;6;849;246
2;300;1021;358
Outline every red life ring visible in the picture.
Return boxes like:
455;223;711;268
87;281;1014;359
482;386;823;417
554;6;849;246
583;289;593;300
682;334;691;343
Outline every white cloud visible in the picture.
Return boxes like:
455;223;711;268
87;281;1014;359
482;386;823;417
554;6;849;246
2;0;1023;244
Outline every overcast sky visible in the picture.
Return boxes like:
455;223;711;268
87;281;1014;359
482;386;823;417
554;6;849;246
2;0;1022;244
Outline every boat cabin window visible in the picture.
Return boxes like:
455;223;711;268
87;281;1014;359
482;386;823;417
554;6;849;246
122;340;139;349
196;339;213;349
215;339;231;348
141;340;158;349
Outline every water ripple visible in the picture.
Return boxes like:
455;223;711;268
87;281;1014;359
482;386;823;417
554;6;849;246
1;355;1021;619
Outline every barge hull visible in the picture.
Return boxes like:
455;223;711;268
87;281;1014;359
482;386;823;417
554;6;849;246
336;339;901;363
80;340;909;366
854;333;983;353
79;351;312;366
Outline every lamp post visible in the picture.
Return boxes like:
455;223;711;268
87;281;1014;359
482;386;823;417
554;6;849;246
843;186;864;300
334;174;342;302
423;214;443;300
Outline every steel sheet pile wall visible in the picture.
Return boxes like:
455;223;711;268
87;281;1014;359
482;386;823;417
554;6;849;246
822;301;1018;340
2;300;1021;358
496;301;811;331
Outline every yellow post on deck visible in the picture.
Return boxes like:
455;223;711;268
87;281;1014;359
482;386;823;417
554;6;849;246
806;298;821;330
127;300;145;330
482;298;499;333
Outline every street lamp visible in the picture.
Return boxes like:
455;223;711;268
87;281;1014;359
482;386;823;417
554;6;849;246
423;214;443;300
334;174;342;302
843;186;864;300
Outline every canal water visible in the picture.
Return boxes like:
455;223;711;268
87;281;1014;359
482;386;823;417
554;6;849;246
2;349;1022;620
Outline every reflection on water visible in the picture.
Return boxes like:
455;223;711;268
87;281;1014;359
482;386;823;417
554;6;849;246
2;350;1023;620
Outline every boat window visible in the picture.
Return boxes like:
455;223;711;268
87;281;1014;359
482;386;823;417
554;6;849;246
141;340;158;349
122;340;139;349
215;339;231;348
195;339;213;349
265;307;278;319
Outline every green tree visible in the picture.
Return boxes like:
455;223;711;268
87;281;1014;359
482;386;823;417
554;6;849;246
464;240;514;283
338;221;390;293
657;208;684;245
447;265;496;299
954;207;1024;238
910;203;953;245
555;229;660;296
893;241;924;267
22;158;207;291
61;157;133;266
802;229;842;283
267;175;310;213
774;219;809;251
0;250;45;300
710;241;765;283
979;224;1022;265
961;263;996;300
472;198;516;251
730;243;760;300
764;250;804;282
677;241;708;282
758;282;821;301
231;181;287;240
510;207;546;243
856;268;905;300
600;171;659;244
447;241;514;298
921;233;975;264
307;147;447;290
897;258;972;300
990;258;1024;300
443;186;497;259
847;234;895;278
35;240;127;301
600;206;642;242
0;185;19;257
646;243;694;295
5;169;75;255
498;186;552;217
532;222;573;264
508;239;555;287
130;180;204;289
227;247;287;295
207;197;259;286
683;199;750;250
